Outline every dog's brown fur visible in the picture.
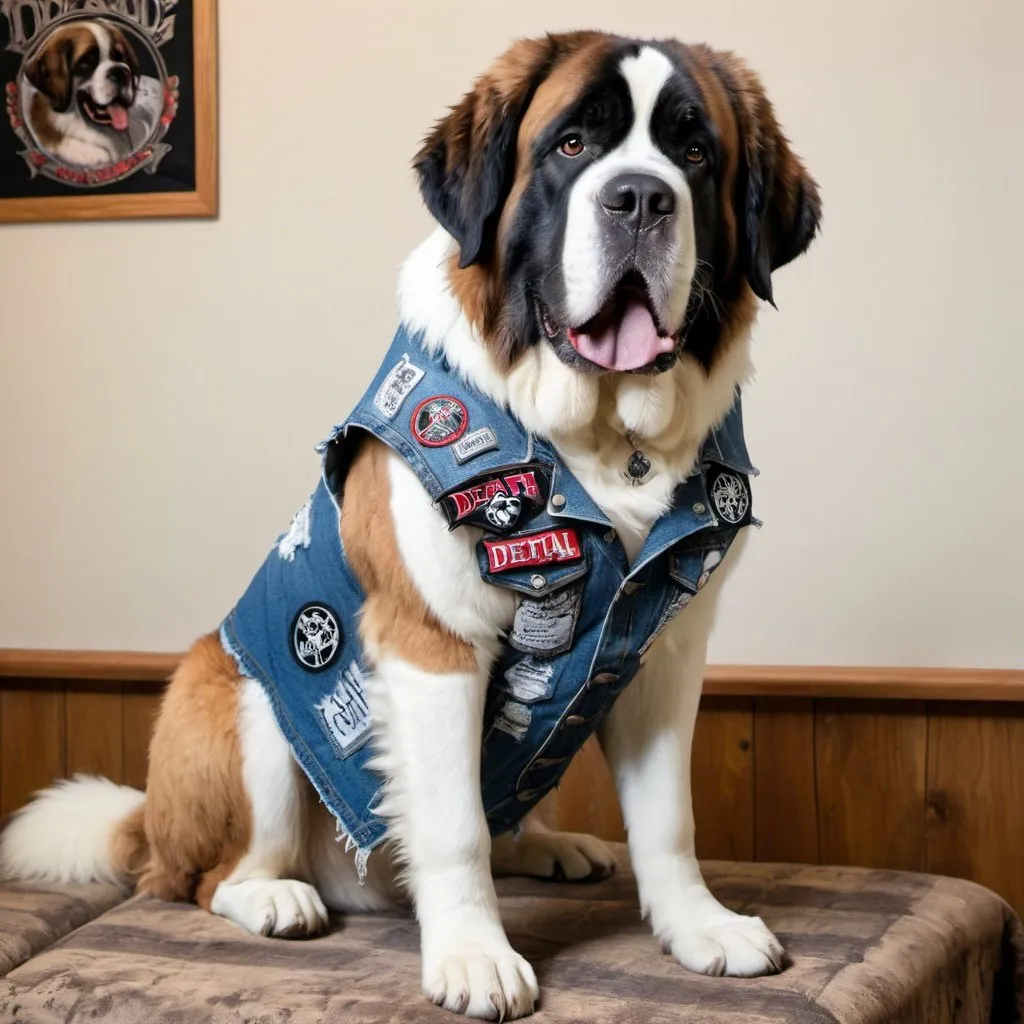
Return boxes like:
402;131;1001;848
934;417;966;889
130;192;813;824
112;634;253;909
342;438;478;675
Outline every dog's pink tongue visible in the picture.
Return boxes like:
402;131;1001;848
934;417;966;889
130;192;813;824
570;299;674;371
109;104;129;131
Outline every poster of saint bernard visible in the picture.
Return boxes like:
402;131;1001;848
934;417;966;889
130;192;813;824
0;0;216;222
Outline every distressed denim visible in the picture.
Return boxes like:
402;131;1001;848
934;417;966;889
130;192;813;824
221;325;758;869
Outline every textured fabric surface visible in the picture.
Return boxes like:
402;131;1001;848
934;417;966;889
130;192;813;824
0;881;124;979
0;852;1021;1023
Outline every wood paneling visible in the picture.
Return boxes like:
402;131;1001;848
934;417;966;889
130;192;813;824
66;687;124;783
926;704;1024;915
815;700;928;870
2;653;1024;918
692;697;754;861
123;693;163;791
754;698;819;864
0;687;66;818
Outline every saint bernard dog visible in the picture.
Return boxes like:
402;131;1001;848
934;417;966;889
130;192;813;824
1;32;820;1019
22;19;158;168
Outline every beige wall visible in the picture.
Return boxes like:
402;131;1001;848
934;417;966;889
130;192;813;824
1;0;1021;667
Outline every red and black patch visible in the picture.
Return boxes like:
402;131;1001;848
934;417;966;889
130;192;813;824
440;464;550;532
410;395;468;448
483;527;583;573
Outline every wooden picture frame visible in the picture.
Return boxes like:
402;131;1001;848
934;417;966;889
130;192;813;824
0;0;217;223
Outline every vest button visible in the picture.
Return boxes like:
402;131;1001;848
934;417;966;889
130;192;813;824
693;502;707;514
590;672;618;685
565;714;587;725
530;574;546;590
517;788;541;802
550;493;567;509
623;581;641;596
604;529;617;543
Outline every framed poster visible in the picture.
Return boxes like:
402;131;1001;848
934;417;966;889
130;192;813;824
0;0;216;223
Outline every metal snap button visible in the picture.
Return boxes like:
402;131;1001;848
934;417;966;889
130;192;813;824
604;529;617;543
590;672;618;686
530;574;546;590
565;714;586;725
550;493;567;509
693;502;707;514
623;581;641;596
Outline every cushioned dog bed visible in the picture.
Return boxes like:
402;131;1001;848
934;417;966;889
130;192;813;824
1;848;1021;1023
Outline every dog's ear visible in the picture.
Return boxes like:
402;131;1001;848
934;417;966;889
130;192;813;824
413;38;551;269
110;27;140;80
23;35;73;112
711;53;821;306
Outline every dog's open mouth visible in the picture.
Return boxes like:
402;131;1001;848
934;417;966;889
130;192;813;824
78;92;130;131
540;272;678;372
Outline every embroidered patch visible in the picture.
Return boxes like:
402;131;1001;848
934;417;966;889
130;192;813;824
452;426;499;464
292;603;342;672
709;469;750;525
277;496;312;562
638;588;694;657
503;658;555;703
509;584;583;657
410;395;468;448
483;528;582;573
315;661;372;757
373;354;425;419
494;699;532;741
440;465;548;532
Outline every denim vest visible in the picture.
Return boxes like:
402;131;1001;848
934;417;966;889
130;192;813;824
220;325;758;875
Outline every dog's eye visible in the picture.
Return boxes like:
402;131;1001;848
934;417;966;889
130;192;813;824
685;143;706;165
559;135;585;158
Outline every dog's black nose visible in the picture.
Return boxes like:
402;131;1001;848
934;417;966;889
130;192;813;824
599;173;676;230
107;64;130;87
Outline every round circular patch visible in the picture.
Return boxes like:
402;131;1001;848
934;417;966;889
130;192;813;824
410;395;469;448
710;471;750;525
291;603;342;672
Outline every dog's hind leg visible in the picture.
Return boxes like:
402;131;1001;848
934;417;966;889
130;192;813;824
490;813;617;881
196;675;329;937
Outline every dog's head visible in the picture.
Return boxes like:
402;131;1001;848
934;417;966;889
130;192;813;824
414;33;820;381
23;19;139;132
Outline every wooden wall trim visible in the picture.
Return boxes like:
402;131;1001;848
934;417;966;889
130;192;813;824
703;664;1024;702
0;650;178;684
1;649;1022;701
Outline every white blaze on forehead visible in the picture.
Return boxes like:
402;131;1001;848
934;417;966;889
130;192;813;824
87;20;111;57
560;45;697;335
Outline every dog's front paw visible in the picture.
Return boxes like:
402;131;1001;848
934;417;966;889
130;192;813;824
661;906;783;978
422;922;538;1019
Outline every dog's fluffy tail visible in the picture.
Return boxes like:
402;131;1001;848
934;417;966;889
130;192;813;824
0;775;148;886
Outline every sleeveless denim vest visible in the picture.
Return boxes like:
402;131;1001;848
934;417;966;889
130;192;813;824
220;325;759;874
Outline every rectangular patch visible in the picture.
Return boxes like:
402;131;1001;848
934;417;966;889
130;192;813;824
452;426;499;464
503;658;555;703
494;699;532;741
509;585;582;658
315;661;372;758
372;355;424;419
483;528;582;573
